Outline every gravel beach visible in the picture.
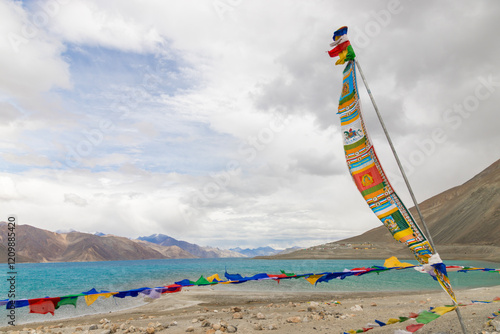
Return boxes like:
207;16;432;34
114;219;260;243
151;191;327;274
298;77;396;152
2;285;500;334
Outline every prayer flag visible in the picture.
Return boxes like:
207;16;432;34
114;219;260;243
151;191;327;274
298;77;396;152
29;298;60;316
328;26;356;65
334;59;456;302
416;311;440;324
56;296;79;309
406;324;425;332
431;305;456;315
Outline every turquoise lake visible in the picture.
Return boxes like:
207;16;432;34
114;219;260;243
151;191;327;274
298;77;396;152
1;258;499;325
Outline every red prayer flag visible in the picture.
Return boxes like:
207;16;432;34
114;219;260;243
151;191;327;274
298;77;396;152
328;40;351;57
162;284;182;294
29;298;60;316
406;323;425;332
409;312;419;318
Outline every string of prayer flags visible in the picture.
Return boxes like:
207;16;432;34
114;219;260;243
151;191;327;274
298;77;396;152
345;303;458;333
4;258;500;317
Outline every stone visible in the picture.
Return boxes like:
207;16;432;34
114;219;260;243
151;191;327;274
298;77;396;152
170;321;178;326
101;330;111;334
205;330;216;334
350;305;363;312
89;325;98;331
185;326;194;332
268;324;278;330
226;325;237;333
253;324;263;330
492;319;500;331
307;306;317;312
212;324;221;330
232;312;243;319
146;327;155;334
201;320;211;328
256;312;266;320
286;317;301;323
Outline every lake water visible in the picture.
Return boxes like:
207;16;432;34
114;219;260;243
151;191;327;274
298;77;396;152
1;258;499;325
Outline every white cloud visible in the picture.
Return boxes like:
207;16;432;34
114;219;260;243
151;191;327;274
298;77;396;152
0;0;71;98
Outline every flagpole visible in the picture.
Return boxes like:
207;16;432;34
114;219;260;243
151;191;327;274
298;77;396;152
353;58;468;334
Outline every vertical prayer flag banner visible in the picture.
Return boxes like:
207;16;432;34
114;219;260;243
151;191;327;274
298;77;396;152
331;27;456;302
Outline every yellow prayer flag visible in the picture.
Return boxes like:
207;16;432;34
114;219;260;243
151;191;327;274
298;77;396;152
386;318;401;324
304;274;324;285
84;292;117;306
432;306;457;315
206;274;221;283
384;256;414;268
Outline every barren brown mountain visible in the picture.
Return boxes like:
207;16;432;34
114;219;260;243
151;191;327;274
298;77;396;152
263;159;500;262
0;223;195;263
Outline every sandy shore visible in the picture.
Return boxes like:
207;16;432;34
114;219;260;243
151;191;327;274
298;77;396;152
1;286;500;334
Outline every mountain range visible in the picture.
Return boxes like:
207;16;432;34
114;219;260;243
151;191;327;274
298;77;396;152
0;226;279;263
229;246;302;257
261;159;500;262
0;224;195;263
137;234;245;258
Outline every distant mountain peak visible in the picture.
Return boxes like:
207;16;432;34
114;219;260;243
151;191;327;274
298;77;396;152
229;246;282;257
137;234;245;258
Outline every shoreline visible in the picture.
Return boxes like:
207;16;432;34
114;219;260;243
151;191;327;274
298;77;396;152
2;286;500;333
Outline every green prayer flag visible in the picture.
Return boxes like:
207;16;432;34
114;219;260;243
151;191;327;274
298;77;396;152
280;270;295;277
56;296;79;309
194;276;211;285
416;311;440;324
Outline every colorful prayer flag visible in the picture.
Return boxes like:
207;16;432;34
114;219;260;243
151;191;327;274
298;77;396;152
328;26;356;65
334;59;456;302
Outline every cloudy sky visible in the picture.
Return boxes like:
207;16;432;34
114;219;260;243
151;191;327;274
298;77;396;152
1;0;499;249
